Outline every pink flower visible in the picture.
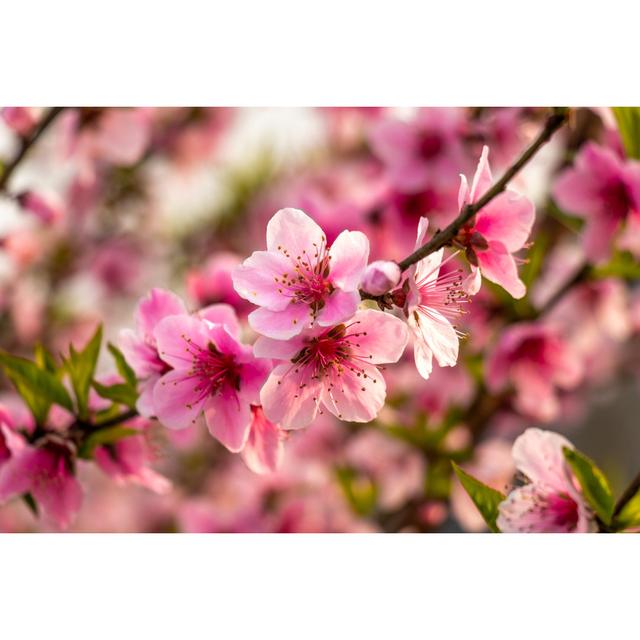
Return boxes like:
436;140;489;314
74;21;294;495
16;191;64;224
119;288;188;417
497;428;596;533
361;260;401;296
1;107;40;136
241;406;285;475
553;142;640;262
256;309;408;429
186;252;245;309
94;417;171;494
152;313;271;452
486;323;583;422
405;217;467;380
232;208;369;340
369;108;467;193
458;145;535;299
0;438;82;530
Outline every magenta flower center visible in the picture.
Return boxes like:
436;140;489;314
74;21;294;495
600;179;634;219
417;131;444;161
547;492;580;530
274;237;334;315
179;335;241;406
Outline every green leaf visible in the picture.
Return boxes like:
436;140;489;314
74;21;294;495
0;351;74;424
107;342;137;387
64;325;102;420
335;466;378;517
613;487;640;531
78;425;138;459
452;462;505;533
563;447;615;525
34;344;58;374
612;107;640;160
92;381;137;409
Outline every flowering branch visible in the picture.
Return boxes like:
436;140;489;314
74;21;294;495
0;107;65;192
396;108;569;272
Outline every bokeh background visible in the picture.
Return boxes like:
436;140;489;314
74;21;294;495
0;107;638;532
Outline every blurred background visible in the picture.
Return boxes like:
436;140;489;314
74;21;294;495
0;107;638;532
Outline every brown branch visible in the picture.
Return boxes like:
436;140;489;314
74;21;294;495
0;107;65;193
396;107;569;272
613;470;640;519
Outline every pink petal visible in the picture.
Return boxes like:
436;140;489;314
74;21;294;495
413;339;434;379
119;328;163;377
135;288;187;340
582;214;620;263
474;190;535;252
241;407;284;474
409;309;459;368
153;369;208;429
457;174;470;210
462;265;482;296
320;362;386;422
266;208;325;258
415;216;430;248
414;247;443;286
477;241;526;299
469;145;493;202
328;230;369;291
237;358;272;405
154;314;210;370
197;303;240;338
260;363;322;429
512;428;574;491
350;309;409;364
203;388;252;452
232;250;293;311
552;167;603;218
253;335;305;361
135;375;160;418
316;289;360;327
248;303;312;340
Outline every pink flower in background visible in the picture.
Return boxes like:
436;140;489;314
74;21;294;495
1;107;40;136
497;428;595;533
256;309;408;429
94;417;171;494
406;217;467;380
241;406;285;475
370;108;467;193
553;142;640;261
186;252;245;309
16;191;64;224
0;438;82;530
152;312;271;452
119;288;188;417
233;208;369;340
486;323;583;422
458;145;535;299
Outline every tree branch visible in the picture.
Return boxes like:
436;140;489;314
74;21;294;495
0;107;65;193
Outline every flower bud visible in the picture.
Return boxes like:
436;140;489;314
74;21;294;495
361;260;401;296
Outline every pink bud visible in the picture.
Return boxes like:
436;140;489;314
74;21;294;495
361;260;401;295
17;191;64;224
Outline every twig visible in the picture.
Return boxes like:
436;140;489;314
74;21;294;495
613;470;640;518
0;107;65;192
396;107;569;272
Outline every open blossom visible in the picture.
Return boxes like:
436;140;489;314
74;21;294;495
486;323;583;422
232;207;369;340
0;437;82;530
94;417;171;494
152;312;271;452
458;145;535;299
553;142;640;262
119;288;188;417
406;217;467;380
369;107;467;193
497;428;595;533
256;309;408;429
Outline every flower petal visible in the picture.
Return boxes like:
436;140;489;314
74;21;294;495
328;230;369;291
350;309;409;364
266;208;325;258
204;388;252;452
316;289;360;327
153;369;208;429
476;241;526;299
248;304;313;340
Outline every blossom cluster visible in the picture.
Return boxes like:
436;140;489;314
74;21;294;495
0;106;639;533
